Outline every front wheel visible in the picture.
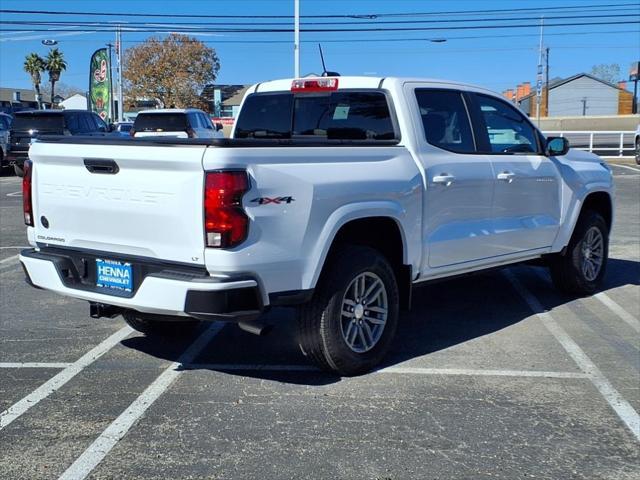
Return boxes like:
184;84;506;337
297;245;399;376
549;210;608;295
122;312;200;337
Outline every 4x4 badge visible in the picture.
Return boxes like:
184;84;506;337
251;196;295;205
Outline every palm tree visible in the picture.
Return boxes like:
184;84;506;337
45;48;67;108
23;53;46;109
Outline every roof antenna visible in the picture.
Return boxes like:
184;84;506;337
318;43;340;77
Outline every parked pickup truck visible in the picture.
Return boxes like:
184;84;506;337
20;76;614;375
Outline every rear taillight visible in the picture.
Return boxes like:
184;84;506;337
204;171;249;248
23;160;33;226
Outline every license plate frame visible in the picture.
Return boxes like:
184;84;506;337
95;258;133;293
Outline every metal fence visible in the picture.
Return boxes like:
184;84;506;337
543;131;636;157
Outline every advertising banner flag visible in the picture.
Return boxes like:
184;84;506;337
89;48;111;121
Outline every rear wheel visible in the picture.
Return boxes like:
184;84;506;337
122;312;200;337
297;245;399;376
13;163;24;177
549;210;608;295
635;137;640;165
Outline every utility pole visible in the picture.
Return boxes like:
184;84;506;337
116;26;124;122
581;97;587;116
294;0;300;78
545;47;549;117
536;16;544;126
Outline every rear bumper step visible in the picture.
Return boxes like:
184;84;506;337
20;248;263;322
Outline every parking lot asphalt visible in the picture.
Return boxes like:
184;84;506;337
0;163;638;479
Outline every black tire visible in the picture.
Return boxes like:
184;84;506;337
13;163;24;177
635;138;640;165
549;210;608;295
297;245;399;376
122;312;200;337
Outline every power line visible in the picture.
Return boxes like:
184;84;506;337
0;2;638;19
0;20;638;34
1;12;638;27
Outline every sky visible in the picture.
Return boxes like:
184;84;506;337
1;0;639;95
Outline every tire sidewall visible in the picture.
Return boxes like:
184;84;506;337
567;212;608;294
319;247;399;375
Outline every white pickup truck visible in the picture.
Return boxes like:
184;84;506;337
20;76;614;375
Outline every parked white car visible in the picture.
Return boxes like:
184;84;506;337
130;108;224;138
20;76;614;375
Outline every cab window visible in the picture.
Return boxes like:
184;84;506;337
474;94;539;154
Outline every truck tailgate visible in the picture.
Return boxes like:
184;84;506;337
29;141;207;266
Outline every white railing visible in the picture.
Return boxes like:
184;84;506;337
543;131;636;157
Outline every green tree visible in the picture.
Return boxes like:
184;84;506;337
124;34;220;109
23;53;46;109
45;48;67;108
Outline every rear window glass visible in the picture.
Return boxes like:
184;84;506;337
13;114;64;133
133;113;188;132
235;91;396;141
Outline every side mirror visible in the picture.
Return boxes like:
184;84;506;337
546;136;569;156
215;123;223;132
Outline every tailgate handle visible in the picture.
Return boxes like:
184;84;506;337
84;158;119;174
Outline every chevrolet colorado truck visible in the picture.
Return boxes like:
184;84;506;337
19;76;614;375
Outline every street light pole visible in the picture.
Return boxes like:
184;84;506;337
294;0;300;78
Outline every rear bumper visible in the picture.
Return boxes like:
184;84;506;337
19;248;263;322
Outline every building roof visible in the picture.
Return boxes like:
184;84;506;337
201;84;250;106
0;87;40;102
518;73;626;102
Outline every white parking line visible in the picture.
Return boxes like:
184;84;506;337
593;292;640;333
6;190;22;197
610;163;640;172
58;323;224;480
0;362;73;369
504;270;640;442
186;363;589;379
0;254;19;264
0;326;133;430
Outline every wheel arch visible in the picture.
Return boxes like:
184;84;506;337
305;205;414;310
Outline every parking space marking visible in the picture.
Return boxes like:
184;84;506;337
0;362;73;369
610;163;640;172
593;292;640;333
59;323;224;480
0;254;19;264
505;270;640;442
186;363;589;379
0;326;133;430
6;191;22;197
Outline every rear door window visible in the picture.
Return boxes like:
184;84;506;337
234;90;397;141
134;113;188;132
415;89;475;153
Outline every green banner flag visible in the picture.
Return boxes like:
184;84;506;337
89;48;111;121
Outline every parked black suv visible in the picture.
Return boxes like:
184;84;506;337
7;110;112;176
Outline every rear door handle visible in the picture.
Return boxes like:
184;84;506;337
432;174;455;186
497;171;515;183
